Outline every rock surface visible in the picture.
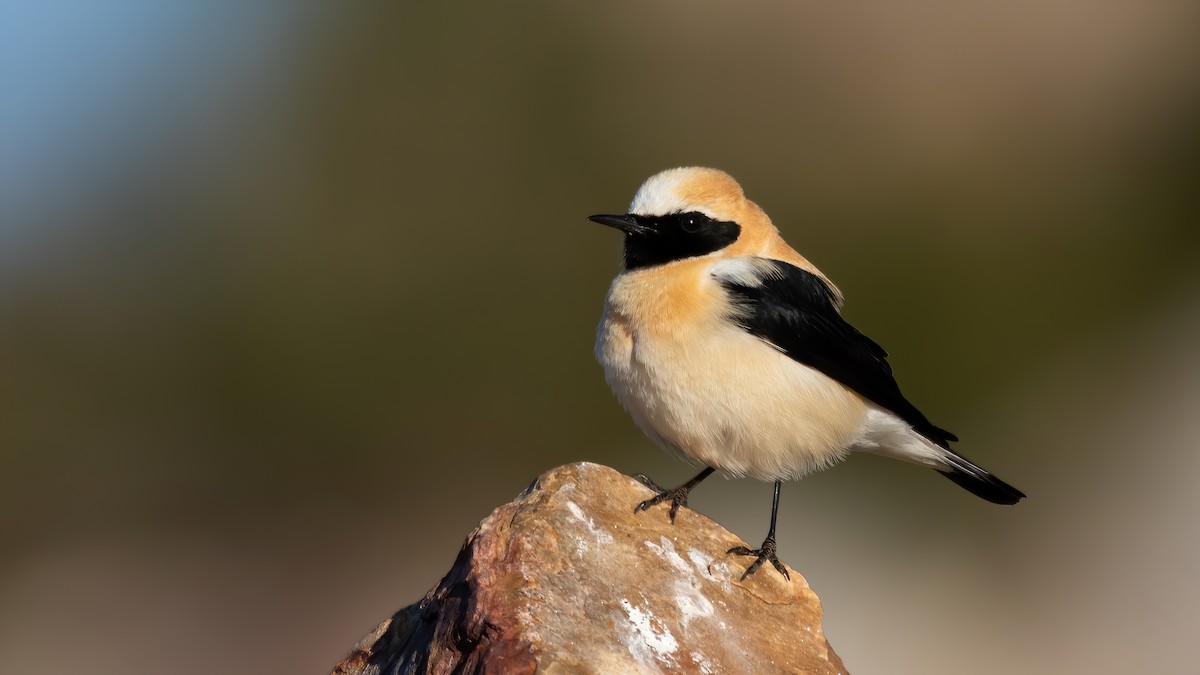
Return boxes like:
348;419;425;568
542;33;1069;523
332;462;847;674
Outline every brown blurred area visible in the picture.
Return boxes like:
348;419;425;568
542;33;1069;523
1;2;1198;673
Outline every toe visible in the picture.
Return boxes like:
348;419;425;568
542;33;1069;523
633;474;661;490
771;559;791;581
634;497;657;513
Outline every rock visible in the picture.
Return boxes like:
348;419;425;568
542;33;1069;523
332;462;848;675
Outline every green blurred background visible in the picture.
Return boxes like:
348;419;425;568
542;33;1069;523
2;2;1198;673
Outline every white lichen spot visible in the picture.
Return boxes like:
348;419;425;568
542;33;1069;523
687;547;714;574
643;536;690;574
710;560;736;585
619;598;679;668
672;582;714;628
688;548;734;592
690;650;716;675
643;537;714;627
565;500;586;520
564;500;613;557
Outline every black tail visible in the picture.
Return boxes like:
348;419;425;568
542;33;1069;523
937;452;1026;505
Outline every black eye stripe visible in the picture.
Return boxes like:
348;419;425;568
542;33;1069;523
643;211;714;232
623;211;741;270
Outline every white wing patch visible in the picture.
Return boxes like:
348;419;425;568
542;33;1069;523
708;257;777;288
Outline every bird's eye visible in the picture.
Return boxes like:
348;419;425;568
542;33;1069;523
680;214;703;233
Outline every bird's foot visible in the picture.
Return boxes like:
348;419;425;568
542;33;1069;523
633;474;692;523
728;535;791;581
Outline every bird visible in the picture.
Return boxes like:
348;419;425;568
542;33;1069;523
588;167;1025;581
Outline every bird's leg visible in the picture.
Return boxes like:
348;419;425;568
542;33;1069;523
728;480;791;581
633;467;715;523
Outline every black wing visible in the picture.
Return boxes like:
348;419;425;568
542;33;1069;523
718;259;958;449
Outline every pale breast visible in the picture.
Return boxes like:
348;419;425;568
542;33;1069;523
595;261;869;481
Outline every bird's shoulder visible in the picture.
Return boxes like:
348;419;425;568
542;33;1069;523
709;256;843;316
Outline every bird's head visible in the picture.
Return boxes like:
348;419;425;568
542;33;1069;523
588;167;778;271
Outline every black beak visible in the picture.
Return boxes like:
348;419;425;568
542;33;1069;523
587;213;653;236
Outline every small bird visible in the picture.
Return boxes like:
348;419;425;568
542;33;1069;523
589;167;1024;580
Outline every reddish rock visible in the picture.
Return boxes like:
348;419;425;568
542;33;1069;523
333;462;847;674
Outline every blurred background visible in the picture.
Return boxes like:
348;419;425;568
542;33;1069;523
1;1;1198;673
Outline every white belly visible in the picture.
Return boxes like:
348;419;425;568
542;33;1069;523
596;306;869;482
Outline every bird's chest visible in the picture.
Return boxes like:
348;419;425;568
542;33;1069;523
595;268;747;423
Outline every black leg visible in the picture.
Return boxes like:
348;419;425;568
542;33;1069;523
727;480;791;581
633;467;715;523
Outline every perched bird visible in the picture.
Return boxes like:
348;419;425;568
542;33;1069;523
589;167;1024;580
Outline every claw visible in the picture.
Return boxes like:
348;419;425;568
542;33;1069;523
727;536;791;581
631;468;715;524
634;483;689;523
